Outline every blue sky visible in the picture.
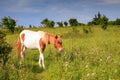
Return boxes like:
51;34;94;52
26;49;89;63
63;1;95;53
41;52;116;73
0;0;120;27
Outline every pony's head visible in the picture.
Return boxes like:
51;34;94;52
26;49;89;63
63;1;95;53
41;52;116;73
54;35;64;53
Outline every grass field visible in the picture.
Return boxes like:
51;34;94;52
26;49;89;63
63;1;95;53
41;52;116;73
0;26;120;80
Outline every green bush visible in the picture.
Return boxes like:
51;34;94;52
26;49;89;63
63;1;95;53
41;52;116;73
83;27;89;34
101;23;107;30
0;30;12;68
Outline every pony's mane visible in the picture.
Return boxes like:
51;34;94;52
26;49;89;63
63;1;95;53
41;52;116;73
44;33;56;45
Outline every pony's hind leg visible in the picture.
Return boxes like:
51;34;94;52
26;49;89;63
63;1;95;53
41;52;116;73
21;46;26;59
20;46;26;64
22;46;26;58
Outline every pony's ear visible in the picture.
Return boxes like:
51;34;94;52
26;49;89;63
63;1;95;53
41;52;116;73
55;35;58;39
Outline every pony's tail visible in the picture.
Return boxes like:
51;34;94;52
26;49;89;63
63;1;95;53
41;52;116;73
17;36;22;59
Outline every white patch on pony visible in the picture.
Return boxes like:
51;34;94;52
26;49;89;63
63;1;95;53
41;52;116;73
20;30;46;49
39;53;45;69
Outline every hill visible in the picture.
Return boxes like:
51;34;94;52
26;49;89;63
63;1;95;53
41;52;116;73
0;26;120;80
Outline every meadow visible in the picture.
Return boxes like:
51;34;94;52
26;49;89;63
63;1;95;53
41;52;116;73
0;26;120;80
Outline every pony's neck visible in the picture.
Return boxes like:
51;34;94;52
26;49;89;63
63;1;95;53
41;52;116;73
45;33;55;45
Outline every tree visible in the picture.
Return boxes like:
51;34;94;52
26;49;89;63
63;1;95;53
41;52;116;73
91;12;109;29
92;12;101;25
0;31;12;68
78;23;85;26
49;21;55;28
57;22;63;27
108;18;120;25
108;21;115;25
87;22;93;26
69;18;78;26
115;18;120;25
29;25;32;28
41;18;49;27
0;22;3;28
64;21;68;27
98;12;101;19
100;15;108;30
1;16;16;33
41;18;55;28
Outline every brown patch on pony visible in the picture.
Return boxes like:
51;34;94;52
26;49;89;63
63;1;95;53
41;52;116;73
17;33;25;59
44;33;56;45
54;35;62;51
43;33;53;45
43;33;63;52
39;39;46;53
17;36;22;59
21;33;25;42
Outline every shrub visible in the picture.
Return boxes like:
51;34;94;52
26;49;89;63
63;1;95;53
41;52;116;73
83;27;89;34
100;15;108;30
0;30;12;68
72;27;79;33
101;23;107;30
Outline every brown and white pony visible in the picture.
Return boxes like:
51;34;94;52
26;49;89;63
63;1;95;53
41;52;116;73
17;30;63;69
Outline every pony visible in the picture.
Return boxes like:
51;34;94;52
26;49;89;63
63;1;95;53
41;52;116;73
17;30;63;69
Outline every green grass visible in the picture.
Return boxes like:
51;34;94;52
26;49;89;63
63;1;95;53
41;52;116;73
1;26;120;80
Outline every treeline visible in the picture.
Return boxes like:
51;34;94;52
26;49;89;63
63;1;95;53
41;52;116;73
40;18;85;28
0;12;120;33
38;12;120;28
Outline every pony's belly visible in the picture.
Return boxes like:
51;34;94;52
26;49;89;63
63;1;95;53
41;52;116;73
23;40;39;49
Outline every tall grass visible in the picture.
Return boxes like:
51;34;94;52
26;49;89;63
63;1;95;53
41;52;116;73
1;26;120;80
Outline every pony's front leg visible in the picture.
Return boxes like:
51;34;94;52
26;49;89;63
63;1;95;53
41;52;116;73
39;53;45;69
39;39;46;69
38;53;41;67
